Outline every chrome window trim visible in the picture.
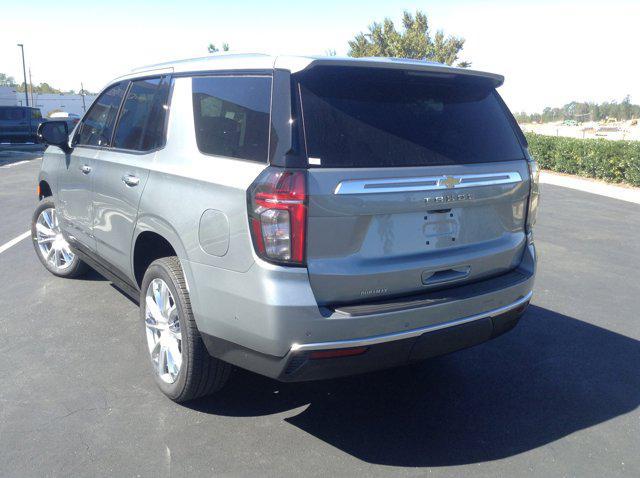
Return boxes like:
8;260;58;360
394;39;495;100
334;172;522;195
290;291;532;352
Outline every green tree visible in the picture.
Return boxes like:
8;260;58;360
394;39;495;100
15;82;63;94
347;10;470;67
515;96;640;124
620;95;632;120
1;74;91;95
0;73;18;87
208;42;230;53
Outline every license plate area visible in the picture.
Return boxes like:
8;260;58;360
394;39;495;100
422;209;459;247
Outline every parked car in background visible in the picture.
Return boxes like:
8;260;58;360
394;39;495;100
0;106;43;143
49;111;81;131
33;54;538;403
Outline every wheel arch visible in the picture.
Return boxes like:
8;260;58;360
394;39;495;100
38;179;53;199
37;151;65;202
131;214;193;290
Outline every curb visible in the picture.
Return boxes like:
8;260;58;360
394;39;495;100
540;171;640;205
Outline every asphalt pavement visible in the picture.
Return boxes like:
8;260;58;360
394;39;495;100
1;154;638;477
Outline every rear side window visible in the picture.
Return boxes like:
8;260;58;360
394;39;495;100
0;108;25;120
113;76;171;151
295;66;524;167
76;82;127;147
192;76;271;162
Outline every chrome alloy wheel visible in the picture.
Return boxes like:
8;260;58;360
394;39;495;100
145;278;183;384
35;207;75;271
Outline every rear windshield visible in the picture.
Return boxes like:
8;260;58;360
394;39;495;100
295;66;524;168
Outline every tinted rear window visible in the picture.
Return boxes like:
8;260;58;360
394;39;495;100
296;66;524;167
0;108;26;120
192;76;271;162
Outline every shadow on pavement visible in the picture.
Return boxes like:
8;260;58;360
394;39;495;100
82;269;108;282
188;305;639;466
0;144;45;166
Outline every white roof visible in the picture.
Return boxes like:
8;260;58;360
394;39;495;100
110;53;504;88
50;111;80;118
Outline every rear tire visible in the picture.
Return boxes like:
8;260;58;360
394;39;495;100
31;197;88;278
140;256;231;402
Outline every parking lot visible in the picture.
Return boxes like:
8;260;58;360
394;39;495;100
1;152;639;477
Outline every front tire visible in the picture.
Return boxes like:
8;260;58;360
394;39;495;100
31;197;88;278
140;257;231;402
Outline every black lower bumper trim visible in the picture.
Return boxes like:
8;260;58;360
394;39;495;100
201;302;528;383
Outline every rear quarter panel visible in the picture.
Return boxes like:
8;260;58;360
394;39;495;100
134;76;266;278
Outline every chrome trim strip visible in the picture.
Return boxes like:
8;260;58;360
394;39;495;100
290;291;533;352
334;172;522;195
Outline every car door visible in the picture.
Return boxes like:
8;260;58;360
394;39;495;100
92;76;171;277
0;107;15;142
57;82;127;252
0;107;28;142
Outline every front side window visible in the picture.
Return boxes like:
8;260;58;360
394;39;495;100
31;109;42;120
192;76;271;162
76;82;126;147
112;76;170;151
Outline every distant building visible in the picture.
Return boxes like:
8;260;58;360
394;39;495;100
17;93;97;117
0;86;17;106
1;86;98;116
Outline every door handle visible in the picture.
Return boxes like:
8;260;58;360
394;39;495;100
80;164;92;174
122;174;140;187
421;266;471;286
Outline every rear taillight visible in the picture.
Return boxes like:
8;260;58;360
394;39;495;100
526;158;539;233
247;168;307;265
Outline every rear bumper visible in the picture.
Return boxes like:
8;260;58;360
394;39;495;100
192;242;536;381
201;295;529;382
290;291;531;353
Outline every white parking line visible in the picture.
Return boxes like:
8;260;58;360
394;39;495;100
0;160;32;168
0;231;31;254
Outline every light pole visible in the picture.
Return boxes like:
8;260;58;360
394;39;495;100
80;82;86;112
17;43;29;107
29;68;34;107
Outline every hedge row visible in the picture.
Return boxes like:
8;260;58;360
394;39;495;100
525;133;640;186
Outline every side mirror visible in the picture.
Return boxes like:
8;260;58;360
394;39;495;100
38;120;71;153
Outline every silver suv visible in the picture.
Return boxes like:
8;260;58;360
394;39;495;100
33;55;538;402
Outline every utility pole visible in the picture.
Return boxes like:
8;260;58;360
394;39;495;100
29;68;34;107
80;82;86;112
17;43;29;106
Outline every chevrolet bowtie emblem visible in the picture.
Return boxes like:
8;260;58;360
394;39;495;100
440;176;461;189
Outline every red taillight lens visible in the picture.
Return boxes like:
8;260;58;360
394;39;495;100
248;168;307;265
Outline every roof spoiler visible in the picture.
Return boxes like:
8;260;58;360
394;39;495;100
277;56;504;88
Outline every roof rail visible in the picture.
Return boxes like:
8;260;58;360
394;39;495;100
131;53;270;72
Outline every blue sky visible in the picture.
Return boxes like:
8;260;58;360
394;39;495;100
1;0;638;112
